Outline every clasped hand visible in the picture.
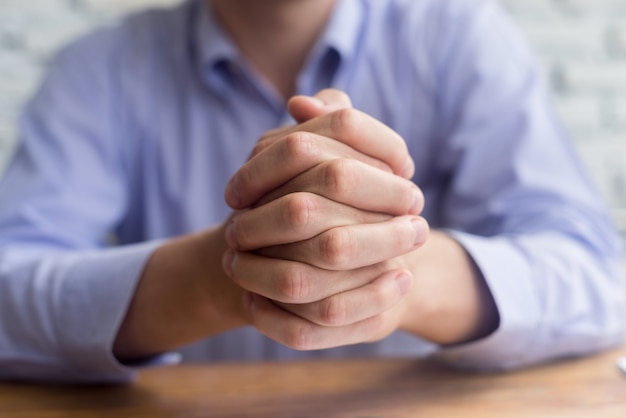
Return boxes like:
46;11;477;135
222;90;429;350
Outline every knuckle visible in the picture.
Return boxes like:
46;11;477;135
371;279;395;308
274;264;310;303
330;107;362;137
322;159;357;197
319;297;347;326
284;322;315;351
282;193;316;234
319;228;355;269
283;132;317;161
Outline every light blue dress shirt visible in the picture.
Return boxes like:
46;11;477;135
0;0;624;383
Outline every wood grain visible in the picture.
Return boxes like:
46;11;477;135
1;348;625;417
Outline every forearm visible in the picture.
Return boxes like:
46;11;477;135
0;242;161;383
113;225;247;361
399;230;499;345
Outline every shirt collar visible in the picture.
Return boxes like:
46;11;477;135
193;0;239;74
318;0;363;64
193;0;364;82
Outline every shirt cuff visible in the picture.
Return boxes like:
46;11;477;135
56;240;181;383
433;231;540;371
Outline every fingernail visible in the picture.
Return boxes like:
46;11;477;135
411;217;428;247
410;188;423;214
225;218;237;248
395;272;412;295
402;157;415;179
243;291;254;311
222;250;235;276
226;176;242;208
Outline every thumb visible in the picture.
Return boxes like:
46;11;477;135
288;88;353;123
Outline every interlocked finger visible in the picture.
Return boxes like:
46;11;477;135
259;215;429;271
225;192;391;251
277;270;412;327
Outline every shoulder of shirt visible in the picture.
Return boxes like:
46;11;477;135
356;0;497;53
373;0;493;24
51;0;194;72
365;0;506;57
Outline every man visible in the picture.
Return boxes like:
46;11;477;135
0;0;623;383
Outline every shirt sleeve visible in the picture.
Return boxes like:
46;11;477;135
427;0;625;370
0;31;178;383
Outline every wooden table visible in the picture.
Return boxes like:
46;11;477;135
1;349;625;418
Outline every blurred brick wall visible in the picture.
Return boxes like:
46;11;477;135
1;0;625;231
0;0;182;170
500;0;626;232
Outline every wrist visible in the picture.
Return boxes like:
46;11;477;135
192;225;249;330
113;224;248;361
397;231;499;345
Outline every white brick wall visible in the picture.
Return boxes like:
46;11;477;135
1;0;625;230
